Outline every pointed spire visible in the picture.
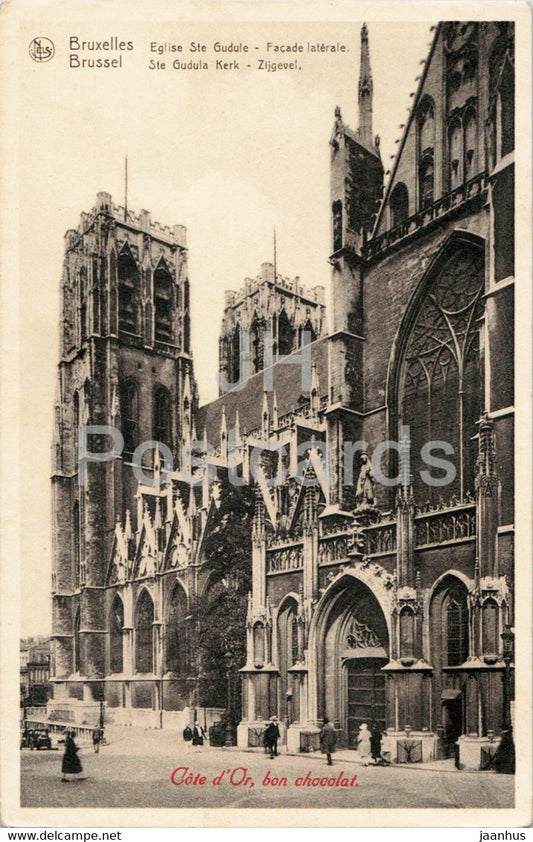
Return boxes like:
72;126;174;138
252;483;266;544
183;369;192;402
262;391;270;438
153;443;161;484
154;496;162;530
124;509;132;541
358;22;373;148
310;362;320;416
188;486;197;516
234;408;241;441
272;390;279;429
220;405;228;457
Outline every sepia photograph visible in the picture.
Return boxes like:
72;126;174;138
1;0;531;828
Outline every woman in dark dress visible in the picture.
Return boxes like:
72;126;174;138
263;718;280;759
191;721;206;750
61;730;84;781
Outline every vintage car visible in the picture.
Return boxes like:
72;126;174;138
21;728;52;750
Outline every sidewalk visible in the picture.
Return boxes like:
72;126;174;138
224;744;460;772
95;725;462;773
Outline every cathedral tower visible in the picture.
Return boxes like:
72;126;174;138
50;193;196;701
218;262;325;392
327;24;384;504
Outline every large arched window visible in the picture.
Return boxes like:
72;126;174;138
135;590;154;673
154;263;173;343
430;577;470;668
278;309;294;357
73;501;81;587
79;268;88;343
120;380;138;457
231;326;241;383
109;595;124;674
446;583;469;666
250;316;265;373
73;391;80;439
429;575;469;750
290;613;299;666
118;247;140;334
165;583;188;674
153;386;171;448
183;313;191;354
277;597;299;722
73;607;81;673
398;244;483;502
390;182;409;227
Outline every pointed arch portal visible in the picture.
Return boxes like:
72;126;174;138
314;576;389;747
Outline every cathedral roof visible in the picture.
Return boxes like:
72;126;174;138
196;336;329;448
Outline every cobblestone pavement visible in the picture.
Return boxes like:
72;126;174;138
20;726;514;810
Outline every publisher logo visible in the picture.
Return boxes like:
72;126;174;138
29;37;55;63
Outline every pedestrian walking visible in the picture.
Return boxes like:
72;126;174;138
263;717;280;759
493;728;515;774
191;721;206;751
357;722;371;764
61;730;84;782
370;722;388;764
320;717;337;766
92;727;102;753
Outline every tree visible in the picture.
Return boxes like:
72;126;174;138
198;480;254;713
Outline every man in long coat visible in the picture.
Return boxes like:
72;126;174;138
320;718;337;766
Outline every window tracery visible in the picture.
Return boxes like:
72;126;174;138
120;380;139;457
109;595;124;673
165;584;188;674
153;386;171;448
400;247;483;501
154;263;174;343
118;247;140;334
135;589;154;673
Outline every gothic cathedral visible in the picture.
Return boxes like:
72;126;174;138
51;22;514;770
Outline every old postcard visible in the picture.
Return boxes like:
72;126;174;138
0;0;531;829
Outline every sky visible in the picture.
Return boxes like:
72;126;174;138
17;11;433;636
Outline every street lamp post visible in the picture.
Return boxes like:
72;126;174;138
493;624;515;774
99;699;106;744
501;625;514;731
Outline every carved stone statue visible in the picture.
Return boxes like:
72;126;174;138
330;105;345;148
355;453;375;508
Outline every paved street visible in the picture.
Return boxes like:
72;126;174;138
21;725;514;809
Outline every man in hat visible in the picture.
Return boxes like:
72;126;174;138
320;717;337;766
